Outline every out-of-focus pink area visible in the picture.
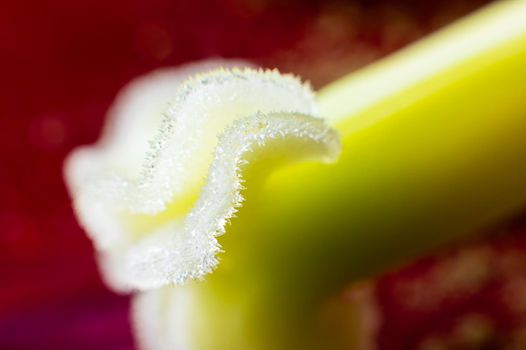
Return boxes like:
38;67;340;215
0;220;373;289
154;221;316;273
0;0;498;348
345;221;526;349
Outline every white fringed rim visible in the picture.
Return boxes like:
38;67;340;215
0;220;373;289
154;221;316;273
65;61;340;291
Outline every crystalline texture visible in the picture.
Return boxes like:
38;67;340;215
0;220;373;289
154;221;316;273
65;60;340;291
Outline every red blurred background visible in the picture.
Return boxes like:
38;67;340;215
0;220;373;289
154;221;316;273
8;0;526;349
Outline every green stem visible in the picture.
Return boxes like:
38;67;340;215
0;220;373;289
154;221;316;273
188;1;526;348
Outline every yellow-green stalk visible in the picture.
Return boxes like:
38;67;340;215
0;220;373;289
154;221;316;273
184;1;526;349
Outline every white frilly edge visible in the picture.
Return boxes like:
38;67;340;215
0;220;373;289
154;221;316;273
64;59;341;291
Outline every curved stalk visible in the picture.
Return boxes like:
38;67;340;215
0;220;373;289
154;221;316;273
172;1;526;349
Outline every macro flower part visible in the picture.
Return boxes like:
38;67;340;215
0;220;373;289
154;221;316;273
63;1;526;349
65;61;341;291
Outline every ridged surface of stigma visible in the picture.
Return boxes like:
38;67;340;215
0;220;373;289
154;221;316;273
65;61;340;290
